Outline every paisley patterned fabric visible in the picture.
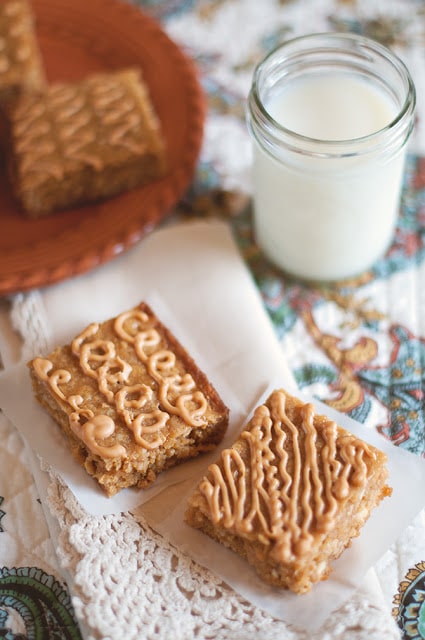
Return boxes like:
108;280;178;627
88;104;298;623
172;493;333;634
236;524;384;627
0;567;82;640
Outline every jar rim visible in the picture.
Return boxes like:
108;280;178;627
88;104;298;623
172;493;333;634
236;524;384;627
248;32;416;157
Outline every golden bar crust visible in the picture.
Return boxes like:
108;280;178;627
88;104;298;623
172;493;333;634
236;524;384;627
28;302;229;496
185;388;392;594
8;68;167;217
0;0;46;106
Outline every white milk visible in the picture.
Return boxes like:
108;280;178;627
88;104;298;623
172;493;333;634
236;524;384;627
248;29;417;282
252;71;407;281
266;74;397;141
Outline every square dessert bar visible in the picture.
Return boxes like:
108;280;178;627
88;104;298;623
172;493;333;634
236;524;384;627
185;388;392;594
28;302;229;497
0;0;46;105
8;68;166;217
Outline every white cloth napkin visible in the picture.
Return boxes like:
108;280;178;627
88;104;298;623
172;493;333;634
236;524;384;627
1;219;423;634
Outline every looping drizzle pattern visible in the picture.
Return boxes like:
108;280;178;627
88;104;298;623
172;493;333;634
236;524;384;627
11;71;148;189
0;1;32;74
32;306;208;458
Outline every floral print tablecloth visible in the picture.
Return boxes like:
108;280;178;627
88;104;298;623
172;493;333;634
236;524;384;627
2;0;425;638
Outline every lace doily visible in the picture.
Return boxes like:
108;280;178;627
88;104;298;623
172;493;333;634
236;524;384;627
10;290;401;640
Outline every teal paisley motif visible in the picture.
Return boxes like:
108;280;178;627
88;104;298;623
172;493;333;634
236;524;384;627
0;567;82;640
394;563;425;639
360;324;425;455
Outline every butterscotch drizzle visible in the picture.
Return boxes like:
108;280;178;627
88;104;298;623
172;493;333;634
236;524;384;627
0;1;34;75
199;389;375;561
115;311;208;427
32;307;208;458
115;384;169;450
69;413;127;459
12;71;150;188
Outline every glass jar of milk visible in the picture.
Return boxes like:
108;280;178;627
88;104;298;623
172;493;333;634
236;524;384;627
247;33;416;282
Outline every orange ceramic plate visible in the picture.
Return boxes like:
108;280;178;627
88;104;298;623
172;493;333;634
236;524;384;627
0;0;205;294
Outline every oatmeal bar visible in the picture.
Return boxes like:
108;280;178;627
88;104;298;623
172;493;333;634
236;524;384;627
0;0;46;106
28;302;229;497
8;68;166;217
185;388;392;594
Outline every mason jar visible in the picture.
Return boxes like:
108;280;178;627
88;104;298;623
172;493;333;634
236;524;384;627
246;33;416;282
